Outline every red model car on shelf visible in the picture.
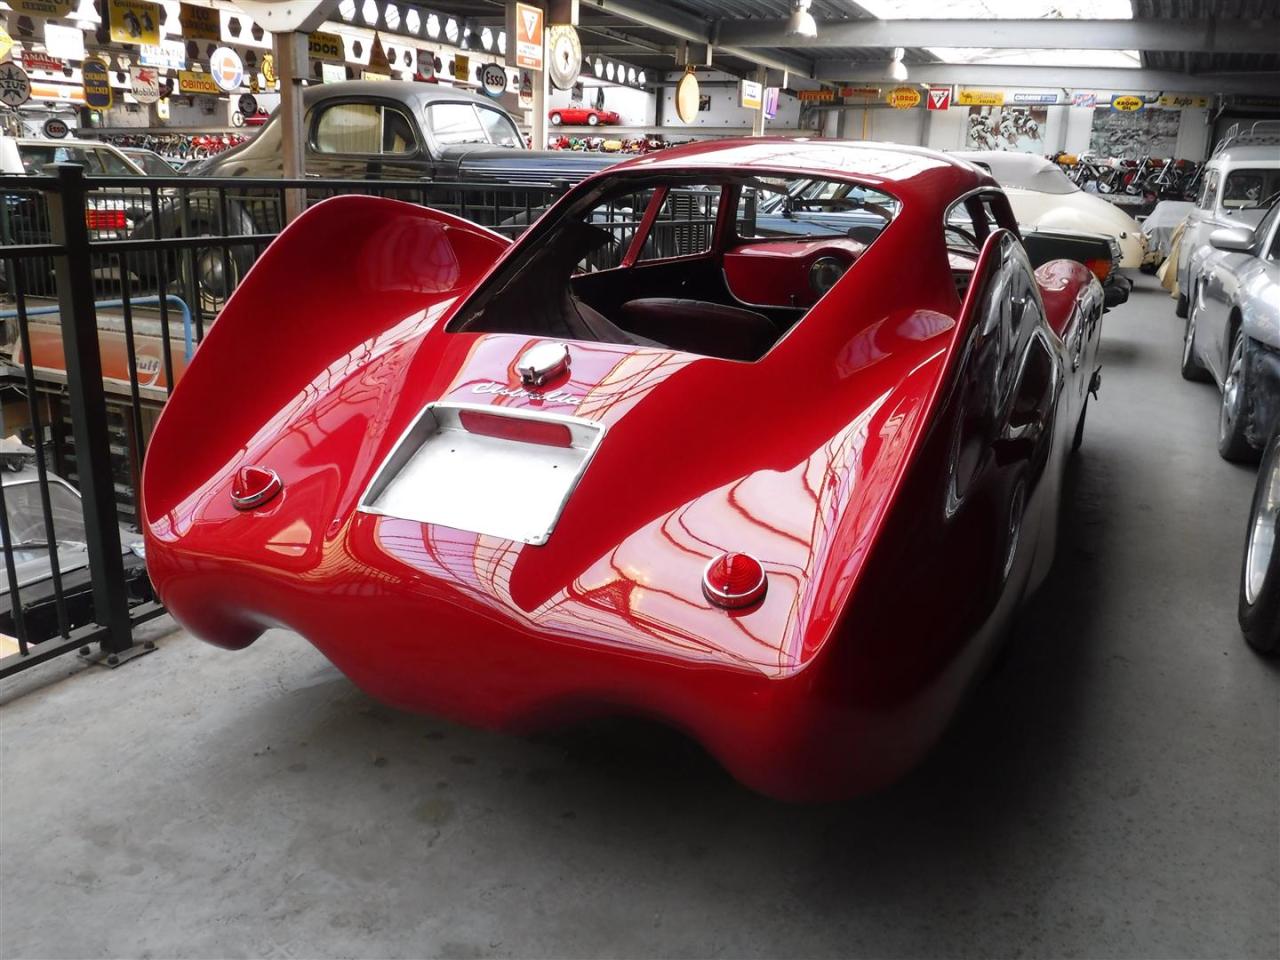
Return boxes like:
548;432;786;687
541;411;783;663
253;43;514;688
549;106;621;126
141;139;1105;800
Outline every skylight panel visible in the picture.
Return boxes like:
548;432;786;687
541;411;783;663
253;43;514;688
853;0;1133;19
928;47;1142;67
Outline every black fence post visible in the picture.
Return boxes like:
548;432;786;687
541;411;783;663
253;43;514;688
47;163;132;655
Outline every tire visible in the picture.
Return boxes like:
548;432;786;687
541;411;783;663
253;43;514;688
1072;397;1088;453
1218;330;1261;463
1180;285;1212;383
550;112;563;125
1239;431;1280;655
587;113;599;126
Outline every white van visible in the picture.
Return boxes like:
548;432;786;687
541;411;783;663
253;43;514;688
1176;121;1280;318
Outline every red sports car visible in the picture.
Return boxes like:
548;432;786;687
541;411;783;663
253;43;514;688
142;140;1104;800
549;106;620;126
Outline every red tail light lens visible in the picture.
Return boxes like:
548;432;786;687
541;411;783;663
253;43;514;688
85;208;128;231
703;552;767;609
459;409;573;448
231;465;283;510
1085;257;1112;282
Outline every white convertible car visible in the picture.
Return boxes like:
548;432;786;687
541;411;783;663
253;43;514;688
958;151;1149;269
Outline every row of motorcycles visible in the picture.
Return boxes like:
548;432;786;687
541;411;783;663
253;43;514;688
545;134;676;154
101;132;251;163
1052;151;1203;202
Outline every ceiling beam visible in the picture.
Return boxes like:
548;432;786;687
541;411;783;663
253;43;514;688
718;17;1280;55
581;0;815;78
812;61;1275;94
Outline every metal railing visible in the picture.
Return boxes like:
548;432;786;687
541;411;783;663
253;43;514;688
0;165;571;678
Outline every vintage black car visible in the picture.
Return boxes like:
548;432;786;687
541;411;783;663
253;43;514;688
190;80;616;185
132;82;621;308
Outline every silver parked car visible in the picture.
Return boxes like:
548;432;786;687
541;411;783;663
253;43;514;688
1181;198;1280;461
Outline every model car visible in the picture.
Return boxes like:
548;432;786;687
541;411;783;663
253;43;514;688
1175;122;1280;318
141;139;1105;800
1240;428;1280;655
957;150;1150;269
549;106;621;126
1180;198;1280;461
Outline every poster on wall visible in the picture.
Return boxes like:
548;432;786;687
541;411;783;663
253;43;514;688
965;106;1046;151
108;0;161;45
8;0;77;18
1090;108;1179;160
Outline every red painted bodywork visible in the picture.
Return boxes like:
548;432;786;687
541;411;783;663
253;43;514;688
142;139;1104;800
723;238;866;309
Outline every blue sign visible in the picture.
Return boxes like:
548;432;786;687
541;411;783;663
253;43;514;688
1012;92;1059;105
82;57;113;108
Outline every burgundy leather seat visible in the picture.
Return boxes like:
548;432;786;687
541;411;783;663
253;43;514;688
618;298;778;362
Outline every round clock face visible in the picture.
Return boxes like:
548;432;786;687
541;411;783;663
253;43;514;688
548;24;582;91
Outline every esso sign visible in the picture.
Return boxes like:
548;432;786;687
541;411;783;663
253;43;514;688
480;62;507;98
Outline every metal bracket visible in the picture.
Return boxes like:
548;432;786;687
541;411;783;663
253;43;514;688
78;640;158;669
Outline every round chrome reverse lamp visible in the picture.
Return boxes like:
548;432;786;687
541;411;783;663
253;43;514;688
231;465;282;511
703;552;768;609
517;342;571;386
809;256;847;296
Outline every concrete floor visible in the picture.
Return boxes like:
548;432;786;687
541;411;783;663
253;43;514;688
2;276;1277;959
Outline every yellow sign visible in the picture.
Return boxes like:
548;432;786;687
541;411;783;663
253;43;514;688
1111;95;1144;111
1157;94;1209;109
108;0;162;45
178;69;220;95
0;27;12;63
308;31;345;63
261;52;275;84
886;85;921;109
957;89;1004;106
179;3;221;42
797;89;835;102
452;53;469;81
7;0;76;18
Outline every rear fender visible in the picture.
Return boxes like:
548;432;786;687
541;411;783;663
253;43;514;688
142;194;508;525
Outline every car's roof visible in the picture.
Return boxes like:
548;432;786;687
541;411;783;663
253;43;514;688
16;137;127;150
1209;144;1280;166
953;150;1057;174
609;138;996;200
301;79;508;112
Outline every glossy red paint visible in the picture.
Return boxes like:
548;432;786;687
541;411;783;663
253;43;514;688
142;140;1103;800
548;107;621;126
723;238;865;310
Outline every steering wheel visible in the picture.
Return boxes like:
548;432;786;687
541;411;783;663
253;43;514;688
946;224;979;249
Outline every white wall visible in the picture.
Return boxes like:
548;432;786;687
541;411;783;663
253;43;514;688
659;69;807;133
1174;106;1211;160
546;83;654;127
